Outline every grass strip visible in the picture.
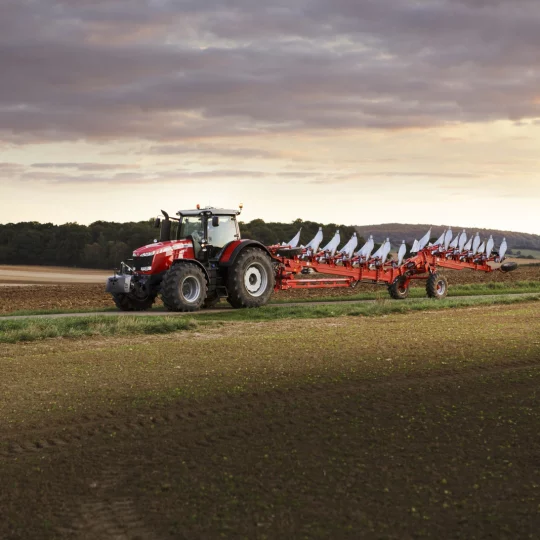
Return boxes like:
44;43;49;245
0;315;197;344
198;293;540;322
1;294;538;343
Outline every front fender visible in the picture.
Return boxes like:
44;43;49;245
171;258;210;281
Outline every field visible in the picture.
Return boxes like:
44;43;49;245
1;302;540;538
1;264;539;315
1;263;540;538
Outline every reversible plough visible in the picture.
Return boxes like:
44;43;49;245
269;226;515;300
106;206;517;312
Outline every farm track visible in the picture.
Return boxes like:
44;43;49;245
1;292;538;320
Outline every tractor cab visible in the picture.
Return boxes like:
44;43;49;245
156;207;242;260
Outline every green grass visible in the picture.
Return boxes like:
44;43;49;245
2;294;538;343
198;294;540;322
0;315;197;344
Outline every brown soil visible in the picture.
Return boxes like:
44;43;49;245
1;265;538;314
1;304;540;538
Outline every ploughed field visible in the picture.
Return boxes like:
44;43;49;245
0;264;539;314
1;303;540;539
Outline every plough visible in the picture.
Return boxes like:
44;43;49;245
269;226;515;300
106;206;517;311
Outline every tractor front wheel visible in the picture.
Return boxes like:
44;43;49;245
161;263;207;312
112;292;157;311
426;273;448;299
227;248;275;308
388;276;409;300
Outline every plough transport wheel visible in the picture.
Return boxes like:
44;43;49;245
227;248;275;308
161;263;208;312
388;276;409;300
426;273;448;299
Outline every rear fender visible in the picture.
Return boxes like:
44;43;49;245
218;240;273;267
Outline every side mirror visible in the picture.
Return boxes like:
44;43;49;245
154;217;161;228
211;216;220;227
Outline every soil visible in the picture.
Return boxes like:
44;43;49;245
0;264;538;314
1;303;540;538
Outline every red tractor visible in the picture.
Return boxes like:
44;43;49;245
106;206;275;311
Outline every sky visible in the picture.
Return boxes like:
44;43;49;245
1;0;539;234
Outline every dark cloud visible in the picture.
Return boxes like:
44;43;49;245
1;0;539;144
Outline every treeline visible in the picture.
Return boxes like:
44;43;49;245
0;219;360;270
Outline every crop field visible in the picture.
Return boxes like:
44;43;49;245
1;300;540;539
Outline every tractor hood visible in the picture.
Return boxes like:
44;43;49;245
133;239;191;258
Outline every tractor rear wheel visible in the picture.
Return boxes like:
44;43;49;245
426;273;448;299
388;276;409;299
227;248;275;308
112;292;157;311
161;263;207;312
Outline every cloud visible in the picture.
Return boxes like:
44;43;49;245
1;0;539;145
31;163;139;171
146;144;284;159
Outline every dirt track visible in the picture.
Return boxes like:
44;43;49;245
1;304;540;538
0;265;109;285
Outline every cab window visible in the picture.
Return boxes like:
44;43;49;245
207;216;238;248
179;216;204;242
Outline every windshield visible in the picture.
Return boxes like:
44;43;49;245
178;216;204;242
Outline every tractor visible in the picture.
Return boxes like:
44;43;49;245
106;206;275;311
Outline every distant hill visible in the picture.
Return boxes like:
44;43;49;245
354;223;540;251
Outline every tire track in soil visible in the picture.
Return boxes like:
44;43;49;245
57;465;159;540
2;357;539;461
2;359;540;540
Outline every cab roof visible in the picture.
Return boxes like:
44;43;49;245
176;207;241;217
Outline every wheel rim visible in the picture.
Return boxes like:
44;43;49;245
244;262;268;297
436;280;446;296
181;276;201;302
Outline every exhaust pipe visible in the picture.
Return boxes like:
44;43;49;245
160;210;171;242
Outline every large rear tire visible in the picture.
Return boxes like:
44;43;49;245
112;292;157;311
426;273;448;299
226;248;275;308
161;263;207;312
388;276;409;300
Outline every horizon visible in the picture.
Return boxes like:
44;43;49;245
1;1;540;234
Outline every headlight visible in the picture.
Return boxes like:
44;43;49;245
135;250;157;257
